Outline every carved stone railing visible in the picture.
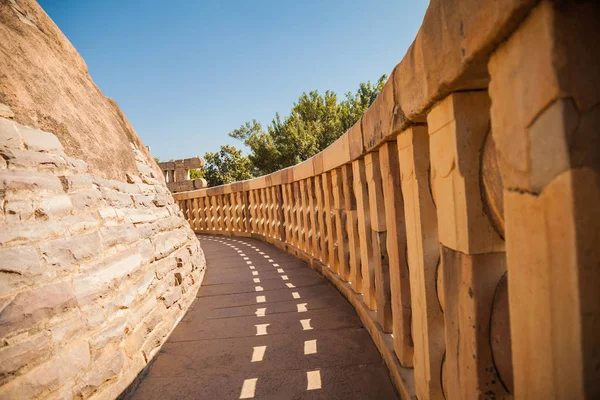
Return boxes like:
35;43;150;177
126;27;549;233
158;156;207;193
173;1;600;398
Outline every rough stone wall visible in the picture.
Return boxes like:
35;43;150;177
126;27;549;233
0;117;205;399
0;0;206;398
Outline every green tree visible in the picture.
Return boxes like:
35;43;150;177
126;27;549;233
229;74;387;176
189;169;204;180
204;145;253;187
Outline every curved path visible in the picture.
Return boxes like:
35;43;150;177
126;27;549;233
130;235;398;399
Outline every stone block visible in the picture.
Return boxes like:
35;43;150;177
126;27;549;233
64;155;89;172
100;224;139;248
160;286;182;308
63;174;94;191
132;194;154;207
0;118;21;149
441;246;508;399
0;245;43;296
70;188;103;210
428;92;504;254
63;215;101;235
0;219;64;247
0;170;63;194
0;104;14;119
4;198;34;221
122;208;158;224
39;231;103;269
0;281;77;338
128;295;158;329
16;124;64;154
0;333;51;384
100;187;133;208
36;194;72;218
74;347;125;398
154;255;177;280
151;228;188;260
152;193;170;207
90;318;129;359
73;251;143;306
48;309;87;348
0;148;68;170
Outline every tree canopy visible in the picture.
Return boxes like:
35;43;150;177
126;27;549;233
202;74;387;186
203;145;253;187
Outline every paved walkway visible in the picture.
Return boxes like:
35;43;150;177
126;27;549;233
130;235;398;399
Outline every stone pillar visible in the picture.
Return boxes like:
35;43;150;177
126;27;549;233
489;1;600;398
428;91;509;399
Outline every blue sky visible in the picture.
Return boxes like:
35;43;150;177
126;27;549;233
39;0;429;161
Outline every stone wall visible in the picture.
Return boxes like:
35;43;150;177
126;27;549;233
0;1;206;398
0;117;205;399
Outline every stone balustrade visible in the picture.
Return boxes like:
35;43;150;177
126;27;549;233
173;1;600;398
158;157;207;193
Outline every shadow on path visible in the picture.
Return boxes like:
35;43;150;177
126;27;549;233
130;235;398;400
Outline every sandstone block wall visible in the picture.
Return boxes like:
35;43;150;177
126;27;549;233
0;1;207;398
0;117;205;399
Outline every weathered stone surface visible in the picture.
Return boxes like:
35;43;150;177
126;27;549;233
0;281;77;337
0;220;64;247
73;251;143;306
0;245;43;296
100;224;139;248
39;231;103;269
17;124;64;154
70;188;103;210
0;103;14;119
0;340;90;399
0;169;63;193
36;194;73;217
0;147;68;170
0;333;51;383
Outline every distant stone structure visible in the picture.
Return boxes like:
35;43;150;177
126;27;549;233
158;157;207;193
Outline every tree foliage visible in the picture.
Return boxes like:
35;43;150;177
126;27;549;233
229;74;387;176
203;145;253;187
189;168;204;180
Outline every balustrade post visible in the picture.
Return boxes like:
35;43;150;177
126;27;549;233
242;191;250;233
306;177;318;257
398;126;445;399
352;158;376;309
341;164;360;290
379;141;414;366
365;152;393;332
299;179;309;252
332;168;350;280
275;185;285;241
321;172;336;272
292;181;301;248
313;175;325;261
264;186;273;237
249;189;257;233
428;91;507;399
212;195;218;231
224;192;233;233
281;184;291;241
